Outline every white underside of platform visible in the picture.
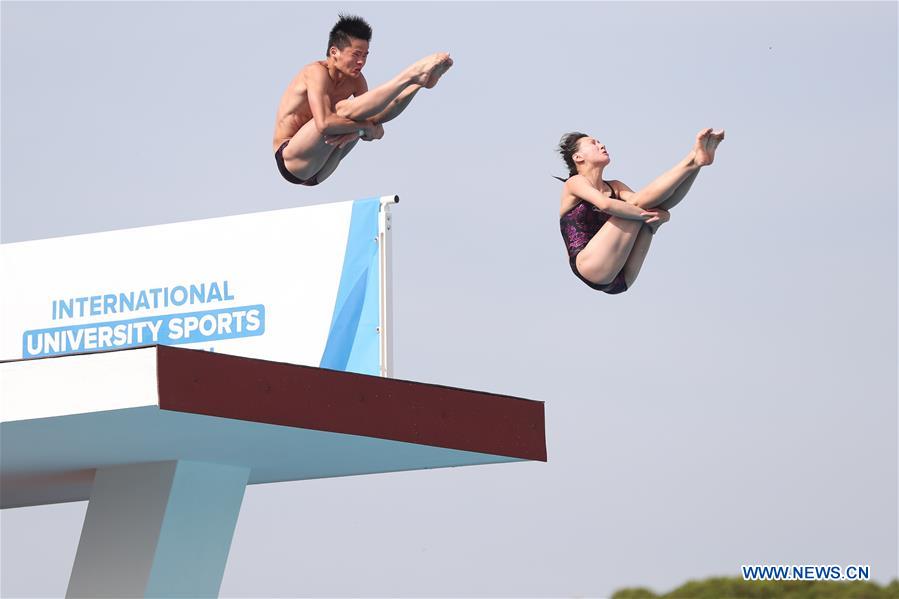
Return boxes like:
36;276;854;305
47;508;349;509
2;405;517;508
1;349;521;508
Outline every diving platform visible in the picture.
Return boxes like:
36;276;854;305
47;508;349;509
0;345;546;597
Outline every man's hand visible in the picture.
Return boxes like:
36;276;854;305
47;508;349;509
324;132;360;148
361;122;384;141
324;121;383;148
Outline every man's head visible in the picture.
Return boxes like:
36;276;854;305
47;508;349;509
327;14;372;77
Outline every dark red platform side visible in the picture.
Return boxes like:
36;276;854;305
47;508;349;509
156;346;547;461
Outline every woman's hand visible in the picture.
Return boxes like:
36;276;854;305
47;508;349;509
640;209;660;223
646;208;670;232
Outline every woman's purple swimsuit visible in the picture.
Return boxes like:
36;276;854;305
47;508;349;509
559;181;628;294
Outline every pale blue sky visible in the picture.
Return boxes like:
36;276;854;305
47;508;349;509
2;1;897;597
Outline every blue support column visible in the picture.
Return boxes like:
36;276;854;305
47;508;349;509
66;460;249;598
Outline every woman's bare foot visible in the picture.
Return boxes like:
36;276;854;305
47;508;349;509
406;53;452;86
693;128;725;166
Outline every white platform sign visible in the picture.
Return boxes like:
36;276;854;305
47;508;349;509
0;196;395;376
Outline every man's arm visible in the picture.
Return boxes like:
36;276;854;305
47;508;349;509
352;75;383;138
324;75;383;146
305;65;373;135
325;122;383;148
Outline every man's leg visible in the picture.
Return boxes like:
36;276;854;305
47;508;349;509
335;53;452;121
311;137;360;184
370;84;422;125
279;119;342;181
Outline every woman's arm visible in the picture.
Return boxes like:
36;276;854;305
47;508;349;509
609;180;637;203
610;181;671;232
611;156;699;209
567;176;658;222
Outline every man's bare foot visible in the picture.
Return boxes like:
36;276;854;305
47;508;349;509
424;55;453;88
693;128;725;166
406;53;451;86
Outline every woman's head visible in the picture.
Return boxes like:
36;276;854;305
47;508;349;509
555;132;610;180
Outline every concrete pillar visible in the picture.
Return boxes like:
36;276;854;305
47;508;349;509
66;460;249;598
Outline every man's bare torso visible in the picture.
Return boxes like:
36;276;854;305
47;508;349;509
272;61;360;152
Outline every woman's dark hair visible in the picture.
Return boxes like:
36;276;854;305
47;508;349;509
327;14;373;56
554;132;589;182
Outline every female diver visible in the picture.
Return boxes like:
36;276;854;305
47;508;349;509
558;128;725;294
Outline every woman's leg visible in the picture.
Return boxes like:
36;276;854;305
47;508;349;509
629;128;724;210
575;217;644;285
619;226;654;288
657;168;700;211
576;129;724;288
612;129;725;284
629;157;698;210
